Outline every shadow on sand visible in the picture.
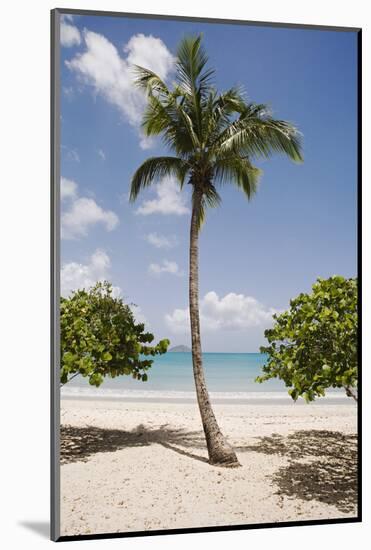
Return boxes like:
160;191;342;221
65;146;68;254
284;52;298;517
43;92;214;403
61;423;208;465
61;425;357;513
237;430;358;513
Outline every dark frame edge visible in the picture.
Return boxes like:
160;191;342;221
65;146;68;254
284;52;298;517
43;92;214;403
54;7;361;32
356;28;362;523
51;9;362;542
56;517;361;543
51;7;61;543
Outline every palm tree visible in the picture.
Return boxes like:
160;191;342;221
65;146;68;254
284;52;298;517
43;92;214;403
130;35;303;467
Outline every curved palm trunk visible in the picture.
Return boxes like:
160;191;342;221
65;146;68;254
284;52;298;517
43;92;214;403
189;192;240;467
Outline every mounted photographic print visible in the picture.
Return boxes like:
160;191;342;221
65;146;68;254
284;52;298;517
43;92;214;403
51;8;361;541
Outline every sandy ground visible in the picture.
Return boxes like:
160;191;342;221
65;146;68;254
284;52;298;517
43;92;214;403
60;399;358;537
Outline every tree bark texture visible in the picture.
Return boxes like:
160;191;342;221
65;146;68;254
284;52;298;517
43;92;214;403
189;191;240;467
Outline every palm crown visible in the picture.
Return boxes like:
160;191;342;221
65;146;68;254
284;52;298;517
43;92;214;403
130;34;303;228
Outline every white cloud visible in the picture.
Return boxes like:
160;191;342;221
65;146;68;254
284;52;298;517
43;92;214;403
148;259;184;277
138;135;155;150
60;177;77;200
145;232;178;249
131;305;147;325
61;177;119;239
165;291;279;334
66;30;174;148
136;177;189;216
61;249;121;297
123;33;175;81
62;198;119;239
97;148;106;160
61;145;80;163
63;86;75;99
60;21;81;47
61;250;148;323
61;14;75;23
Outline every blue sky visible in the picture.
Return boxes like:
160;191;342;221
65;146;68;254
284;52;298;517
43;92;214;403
59;13;358;352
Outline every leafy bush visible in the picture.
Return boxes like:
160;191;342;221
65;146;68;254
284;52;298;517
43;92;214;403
256;276;358;401
60;281;169;386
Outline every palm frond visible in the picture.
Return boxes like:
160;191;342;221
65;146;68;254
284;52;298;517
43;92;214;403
191;190;205;231
191;184;221;231
202;86;248;146
141;96;187;150
215;86;248;116
216;108;303;163
133;65;170;98
214;156;261;199
172;101;200;149
130;157;189;201
203;184;222;208
175;35;215;142
141;93;200;155
176;35;213;95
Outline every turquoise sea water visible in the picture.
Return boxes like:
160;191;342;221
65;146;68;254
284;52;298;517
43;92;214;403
61;352;346;403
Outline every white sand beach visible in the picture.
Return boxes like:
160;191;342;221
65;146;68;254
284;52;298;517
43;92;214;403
60;399;357;537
